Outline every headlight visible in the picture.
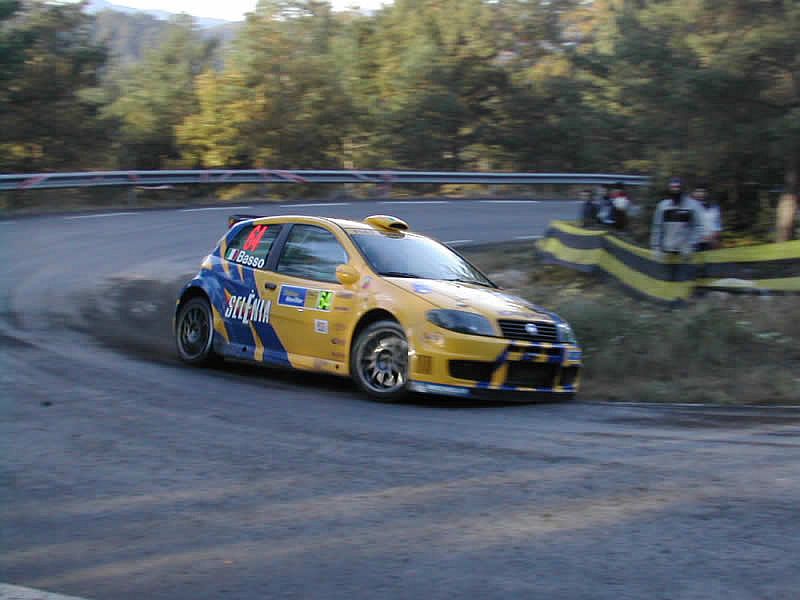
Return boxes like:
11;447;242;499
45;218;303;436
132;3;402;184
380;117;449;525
557;322;578;344
427;309;495;336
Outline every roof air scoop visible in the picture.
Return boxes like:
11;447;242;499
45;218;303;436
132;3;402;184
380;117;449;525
364;215;409;232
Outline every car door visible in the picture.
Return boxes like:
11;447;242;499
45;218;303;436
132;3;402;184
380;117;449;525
267;223;356;371
218;222;287;364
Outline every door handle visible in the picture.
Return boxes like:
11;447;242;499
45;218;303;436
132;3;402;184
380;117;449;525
264;282;277;290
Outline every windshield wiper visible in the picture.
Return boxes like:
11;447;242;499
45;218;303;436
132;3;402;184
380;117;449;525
379;271;419;278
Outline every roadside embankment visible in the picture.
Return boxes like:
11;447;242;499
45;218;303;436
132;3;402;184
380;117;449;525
464;244;800;405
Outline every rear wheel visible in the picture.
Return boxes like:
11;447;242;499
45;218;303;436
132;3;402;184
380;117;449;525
351;320;409;402
175;297;218;366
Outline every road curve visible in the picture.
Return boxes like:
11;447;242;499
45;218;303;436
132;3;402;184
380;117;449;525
2;199;800;600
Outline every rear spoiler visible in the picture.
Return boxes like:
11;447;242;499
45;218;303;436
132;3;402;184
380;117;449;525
228;214;264;228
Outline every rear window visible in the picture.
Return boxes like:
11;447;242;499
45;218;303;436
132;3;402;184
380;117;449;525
225;224;281;270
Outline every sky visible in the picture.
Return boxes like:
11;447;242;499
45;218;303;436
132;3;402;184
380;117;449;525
99;0;392;21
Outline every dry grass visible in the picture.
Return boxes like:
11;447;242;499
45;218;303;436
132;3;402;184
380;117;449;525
463;245;800;404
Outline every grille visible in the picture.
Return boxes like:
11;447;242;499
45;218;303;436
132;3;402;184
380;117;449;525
525;347;564;361
498;320;558;343
505;363;559;389
449;360;496;382
507;345;563;359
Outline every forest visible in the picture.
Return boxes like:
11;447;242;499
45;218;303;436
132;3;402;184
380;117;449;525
1;0;798;228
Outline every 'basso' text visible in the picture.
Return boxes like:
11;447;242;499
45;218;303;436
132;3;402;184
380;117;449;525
227;248;265;269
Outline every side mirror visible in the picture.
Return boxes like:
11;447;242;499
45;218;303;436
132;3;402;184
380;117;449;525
335;264;360;286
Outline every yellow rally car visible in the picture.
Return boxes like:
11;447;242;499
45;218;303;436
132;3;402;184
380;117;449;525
174;214;581;401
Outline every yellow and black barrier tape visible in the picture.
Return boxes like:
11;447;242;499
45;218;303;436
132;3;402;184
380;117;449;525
536;221;800;303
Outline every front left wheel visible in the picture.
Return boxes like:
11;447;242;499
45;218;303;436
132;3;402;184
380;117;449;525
351;320;409;402
175;296;218;366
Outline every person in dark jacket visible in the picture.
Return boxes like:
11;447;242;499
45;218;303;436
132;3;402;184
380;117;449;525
580;189;598;227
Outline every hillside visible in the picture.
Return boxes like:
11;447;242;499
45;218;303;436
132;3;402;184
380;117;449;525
87;0;231;28
92;8;239;64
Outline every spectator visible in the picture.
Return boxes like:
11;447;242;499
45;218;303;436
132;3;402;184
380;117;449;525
611;181;631;231
596;184;615;226
693;182;722;250
776;169;797;242
580;188;598;227
651;176;703;262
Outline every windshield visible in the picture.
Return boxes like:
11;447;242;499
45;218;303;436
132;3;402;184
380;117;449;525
348;230;495;287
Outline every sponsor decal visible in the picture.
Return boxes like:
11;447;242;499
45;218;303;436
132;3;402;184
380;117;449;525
278;286;334;311
314;319;329;334
224;291;272;325
361;276;372;290
317;290;334;311
279;285;307;307
331;337;345;345
226;247;265;269
412;283;432;294
243;225;269;252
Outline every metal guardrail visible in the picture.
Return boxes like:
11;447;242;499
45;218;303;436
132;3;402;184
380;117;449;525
0;169;651;191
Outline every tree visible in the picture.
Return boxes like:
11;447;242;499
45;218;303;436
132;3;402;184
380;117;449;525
568;0;799;231
0;0;109;171
179;0;353;169
103;14;217;168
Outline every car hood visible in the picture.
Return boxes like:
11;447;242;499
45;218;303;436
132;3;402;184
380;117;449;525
386;278;556;322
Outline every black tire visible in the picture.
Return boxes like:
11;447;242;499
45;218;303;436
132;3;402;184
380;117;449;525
175;296;219;366
351;320;409;402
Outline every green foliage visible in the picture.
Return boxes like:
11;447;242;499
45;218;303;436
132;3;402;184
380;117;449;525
102;15;217;168
569;0;800;221
176;1;353;168
0;0;109;171
2;0;798;232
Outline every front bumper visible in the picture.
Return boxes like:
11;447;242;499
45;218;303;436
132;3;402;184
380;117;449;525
409;327;582;399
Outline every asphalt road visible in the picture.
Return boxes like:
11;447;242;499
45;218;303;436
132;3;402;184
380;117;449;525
2;199;800;600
